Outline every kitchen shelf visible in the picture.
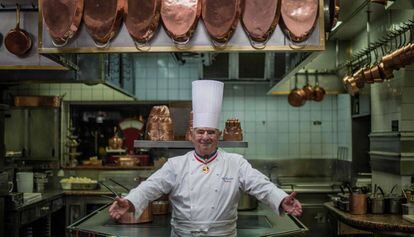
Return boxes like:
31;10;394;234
62;165;154;170
134;140;248;149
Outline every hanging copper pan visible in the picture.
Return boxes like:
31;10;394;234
4;5;32;57
124;0;161;50
161;0;201;47
241;0;281;49
42;0;84;47
83;0;125;48
202;0;241;48
313;73;325;102
280;0;319;43
288;75;306;107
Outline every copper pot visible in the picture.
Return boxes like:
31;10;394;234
115;156;139;167
109;127;123;149
151;200;170;215
4;5;32;57
288;75;307;107
350;192;368;215
313;74;325;102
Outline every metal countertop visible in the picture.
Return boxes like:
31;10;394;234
68;204;308;237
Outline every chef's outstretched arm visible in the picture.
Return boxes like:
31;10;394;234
109;197;134;220
280;192;302;216
121;160;176;217
238;158;302;216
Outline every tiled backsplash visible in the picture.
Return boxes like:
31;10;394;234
6;53;352;160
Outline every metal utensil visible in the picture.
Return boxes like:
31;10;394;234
99;181;120;198
108;178;130;192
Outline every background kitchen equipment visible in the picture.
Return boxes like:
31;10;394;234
385;184;407;214
238;192;258;211
4;4;32;57
16;172;33;193
369;185;385;214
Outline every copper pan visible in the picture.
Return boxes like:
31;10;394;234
343;75;361;96
4;5;32;57
379;61;394;80
202;0;240;48
241;0;280;49
161;0;201;48
369;64;385;83
280;0;319;43
288;75;306;107
83;0;125;48
363;66;374;84
42;0;84;47
302;72;314;100
312;73;325;102
124;0;161;50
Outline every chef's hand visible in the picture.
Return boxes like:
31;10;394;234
109;197;133;220
281;192;302;217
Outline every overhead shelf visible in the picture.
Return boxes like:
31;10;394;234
134;140;248;148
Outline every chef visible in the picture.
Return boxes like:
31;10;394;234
109;80;302;236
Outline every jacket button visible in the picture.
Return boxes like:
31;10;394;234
211;206;215;209
214;189;218;192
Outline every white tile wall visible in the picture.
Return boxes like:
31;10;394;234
6;53;350;160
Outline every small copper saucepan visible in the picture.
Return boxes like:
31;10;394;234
313;72;325;102
302;72;314;100
288;75;307;107
4;5;32;57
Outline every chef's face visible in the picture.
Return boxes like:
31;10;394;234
191;127;221;156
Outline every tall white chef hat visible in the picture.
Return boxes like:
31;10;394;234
192;80;224;129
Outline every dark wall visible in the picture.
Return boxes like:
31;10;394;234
352;116;371;177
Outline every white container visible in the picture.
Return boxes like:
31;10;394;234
16;172;34;193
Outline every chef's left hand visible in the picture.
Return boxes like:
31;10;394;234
281;192;302;217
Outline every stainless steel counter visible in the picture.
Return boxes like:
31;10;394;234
68;204;308;237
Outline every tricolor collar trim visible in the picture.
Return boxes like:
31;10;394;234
193;150;218;165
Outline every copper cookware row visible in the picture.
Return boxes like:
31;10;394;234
343;42;414;96
42;0;331;49
288;72;326;107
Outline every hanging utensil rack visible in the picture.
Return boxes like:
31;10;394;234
338;19;414;71
0;0;37;11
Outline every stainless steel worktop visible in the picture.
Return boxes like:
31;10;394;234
68;204;308;237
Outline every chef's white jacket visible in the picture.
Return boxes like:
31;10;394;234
125;150;288;236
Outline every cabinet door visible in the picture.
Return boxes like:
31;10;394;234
4;109;27;152
28;109;59;160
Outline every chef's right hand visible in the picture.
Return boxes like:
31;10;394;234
109;197;132;220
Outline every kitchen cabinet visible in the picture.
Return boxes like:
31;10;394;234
5;193;65;237
5;107;59;160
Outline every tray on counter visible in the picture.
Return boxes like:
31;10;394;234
60;182;98;190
